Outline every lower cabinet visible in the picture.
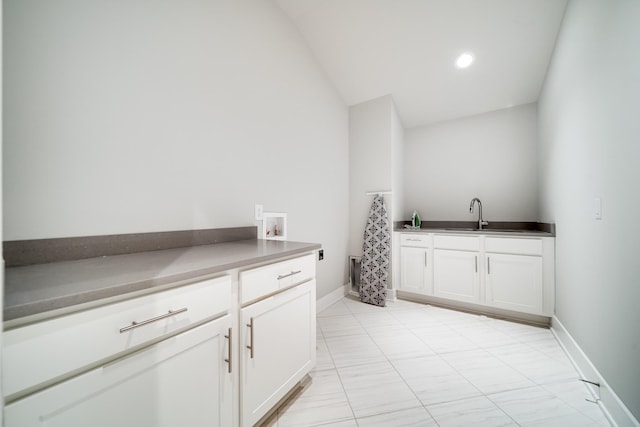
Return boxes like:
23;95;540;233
485;253;543;315
4;315;233;427
240;280;316;426
398;233;432;295
398;232;554;318
3;252;318;427
400;246;432;294
433;249;480;303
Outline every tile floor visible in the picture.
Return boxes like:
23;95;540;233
267;297;610;427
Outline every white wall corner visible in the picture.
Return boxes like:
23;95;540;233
324;282;396;305
316;284;348;313
385;288;397;302
551;316;640;427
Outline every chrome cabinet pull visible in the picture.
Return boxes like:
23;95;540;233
224;328;232;373
487;257;491;275
424;252;428;267
119;307;188;333
277;270;302;280
246;317;254;359
475;256;478;273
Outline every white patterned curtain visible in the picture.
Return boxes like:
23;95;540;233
359;194;390;307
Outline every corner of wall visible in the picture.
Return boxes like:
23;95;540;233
552;316;640;427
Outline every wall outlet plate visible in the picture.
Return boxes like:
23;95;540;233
594;197;602;220
255;204;263;221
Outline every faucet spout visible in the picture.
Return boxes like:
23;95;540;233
469;197;489;230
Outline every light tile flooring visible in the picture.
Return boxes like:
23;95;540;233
267;297;610;427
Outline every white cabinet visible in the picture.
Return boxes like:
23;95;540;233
3;275;232;400
5;317;233;427
239;255;316;426
484;237;550;316
399;234;432;295
239;254;315;305
400;247;431;294
485;253;543;315
3;252;317;427
4;277;234;427
397;232;555;318
433;249;480;303
240;281;315;426
433;235;481;304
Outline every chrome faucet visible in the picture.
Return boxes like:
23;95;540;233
469;197;489;230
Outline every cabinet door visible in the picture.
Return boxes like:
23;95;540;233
5;315;234;427
486;253;543;315
433;249;480;303
400;246;432;295
241;280;315;427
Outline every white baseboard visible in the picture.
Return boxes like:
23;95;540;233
316;284;347;313
551;316;639;427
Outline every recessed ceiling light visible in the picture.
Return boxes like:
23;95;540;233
456;52;474;69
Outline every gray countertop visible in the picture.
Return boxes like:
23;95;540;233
393;221;555;237
395;227;554;237
4;239;321;324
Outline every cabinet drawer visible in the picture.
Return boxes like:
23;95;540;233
3;275;231;399
400;233;430;247
240;254;315;304
434;235;480;251
485;237;542;255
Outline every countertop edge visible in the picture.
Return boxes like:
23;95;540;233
394;221;555;237
394;228;554;237
4;240;321;326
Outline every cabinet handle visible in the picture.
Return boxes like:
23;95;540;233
119;308;188;333
224;328;232;373
475;256;478;273
246;317;254;359
487;257;491;275
424;252;428;267
277;270;302;280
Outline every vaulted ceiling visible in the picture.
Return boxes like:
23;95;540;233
276;0;567;128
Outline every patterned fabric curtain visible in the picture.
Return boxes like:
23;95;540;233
359;194;390;307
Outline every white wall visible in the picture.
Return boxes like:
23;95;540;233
1;1;4;421
348;95;403;257
391;100;404;225
403;104;538;223
538;0;640;422
3;0;349;299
